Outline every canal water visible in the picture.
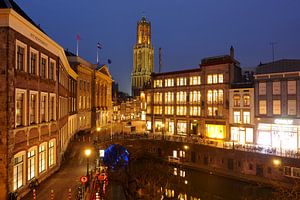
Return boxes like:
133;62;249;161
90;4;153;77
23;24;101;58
107;156;277;200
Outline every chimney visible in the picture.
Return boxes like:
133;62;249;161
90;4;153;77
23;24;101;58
230;46;234;58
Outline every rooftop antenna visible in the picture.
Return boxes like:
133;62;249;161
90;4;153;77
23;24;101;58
159;47;162;73
269;42;277;62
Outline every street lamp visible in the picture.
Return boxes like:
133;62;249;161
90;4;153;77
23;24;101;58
96;127;101;141
85;149;91;176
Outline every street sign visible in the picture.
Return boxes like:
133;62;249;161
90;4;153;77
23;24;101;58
99;149;105;157
80;176;88;184
98;173;107;181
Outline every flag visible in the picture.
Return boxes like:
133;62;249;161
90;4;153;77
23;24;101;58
108;59;112;64
97;42;102;49
76;34;81;41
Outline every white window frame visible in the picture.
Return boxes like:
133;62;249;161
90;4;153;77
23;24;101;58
15;88;27;127
259;100;267;115
27;146;37;181
49;58;56;81
15;40;27;72
13;151;25;191
39;142;47;174
48;139;56;167
29;91;39;125
259;82;266;95
49;93;57;121
29;47;39;75
40;92;49;123
40;54;48;79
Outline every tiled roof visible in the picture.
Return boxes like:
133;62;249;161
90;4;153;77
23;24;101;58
256;59;300;74
0;0;44;32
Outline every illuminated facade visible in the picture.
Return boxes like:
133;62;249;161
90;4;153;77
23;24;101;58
0;2;78;199
145;47;242;139
131;17;154;97
229;84;255;144
254;59;300;152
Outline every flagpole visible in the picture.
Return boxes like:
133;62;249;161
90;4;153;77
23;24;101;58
96;47;99;64
76;40;79;56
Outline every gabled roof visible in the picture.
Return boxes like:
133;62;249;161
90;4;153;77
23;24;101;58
256;59;300;74
96;64;112;79
0;0;44;33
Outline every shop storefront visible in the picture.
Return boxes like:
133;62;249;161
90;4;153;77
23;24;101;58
231;127;254;144
256;119;300;151
166;118;175;135
154;119;163;133
177;120;187;135
206;123;226;139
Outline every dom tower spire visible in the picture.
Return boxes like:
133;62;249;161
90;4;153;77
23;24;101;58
131;16;154;97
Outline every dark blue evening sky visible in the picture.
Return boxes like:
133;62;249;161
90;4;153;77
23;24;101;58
16;0;300;94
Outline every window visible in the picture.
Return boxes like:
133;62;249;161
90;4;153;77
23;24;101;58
273;100;281;115
234;111;240;123
207;90;212;104
288;100;297;116
259;82;266;95
272;82;281;95
40;94;48;122
16;40;27;72
207;75;213;84
29;92;38;124
177;77;187;86
213;74;218;84
243;95;250;107
190;76;201;85
243;111;250;124
13;152;24;191
190;106;201;116
218;74;224;83
190;91;201;103
29;48;38;75
40;55;48;79
233;95;241;107
27;148;36;181
39;143;47;173
49;140;56;167
218;89;224;104
16;89;26;127
165;106;174;115
176;106;186;115
153;80;162;88
49;60;55;80
49;94;56;121
287;81;296;94
213;90;218;104
165;78;174;87
207;107;213;116
154;92;162;104
176;91;186;104
154;106;162;114
259;100;267;115
165;92;174;104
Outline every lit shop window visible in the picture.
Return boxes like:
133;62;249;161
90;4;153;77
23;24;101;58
273;100;281;115
39;143;47;173
189;91;201;103
27;147;36;181
165;92;174;104
13;152;25;191
154;92;162;104
153;80;162;88
259;100;267;115
259;82;266;95
16;40;27;72
272;81;281;95
177;121;187;135
176;91;186;104
190;76;201;85
177;77;187;86
206;124;225;139
165;78;174;87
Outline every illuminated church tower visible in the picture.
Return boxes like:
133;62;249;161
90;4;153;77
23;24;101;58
131;16;154;97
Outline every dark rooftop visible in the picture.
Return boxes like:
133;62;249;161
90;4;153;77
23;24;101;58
0;0;44;33
256;59;300;74
201;55;240;66
152;67;201;77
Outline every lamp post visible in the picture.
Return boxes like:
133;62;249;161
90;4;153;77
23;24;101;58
85;149;91;176
96;127;101;141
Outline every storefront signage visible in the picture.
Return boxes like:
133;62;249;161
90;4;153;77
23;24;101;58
274;119;293;125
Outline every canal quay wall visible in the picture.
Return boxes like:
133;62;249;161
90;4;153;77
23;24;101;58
99;136;300;188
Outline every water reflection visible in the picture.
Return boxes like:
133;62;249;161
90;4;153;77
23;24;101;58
109;156;275;200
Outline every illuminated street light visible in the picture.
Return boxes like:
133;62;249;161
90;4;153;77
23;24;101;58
273;159;281;167
85;149;91;176
96;127;101;141
183;145;189;150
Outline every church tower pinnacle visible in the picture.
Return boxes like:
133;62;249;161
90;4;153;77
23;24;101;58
131;16;154;97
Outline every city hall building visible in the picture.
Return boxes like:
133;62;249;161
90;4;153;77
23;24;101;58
254;59;300;152
145;47;242;140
